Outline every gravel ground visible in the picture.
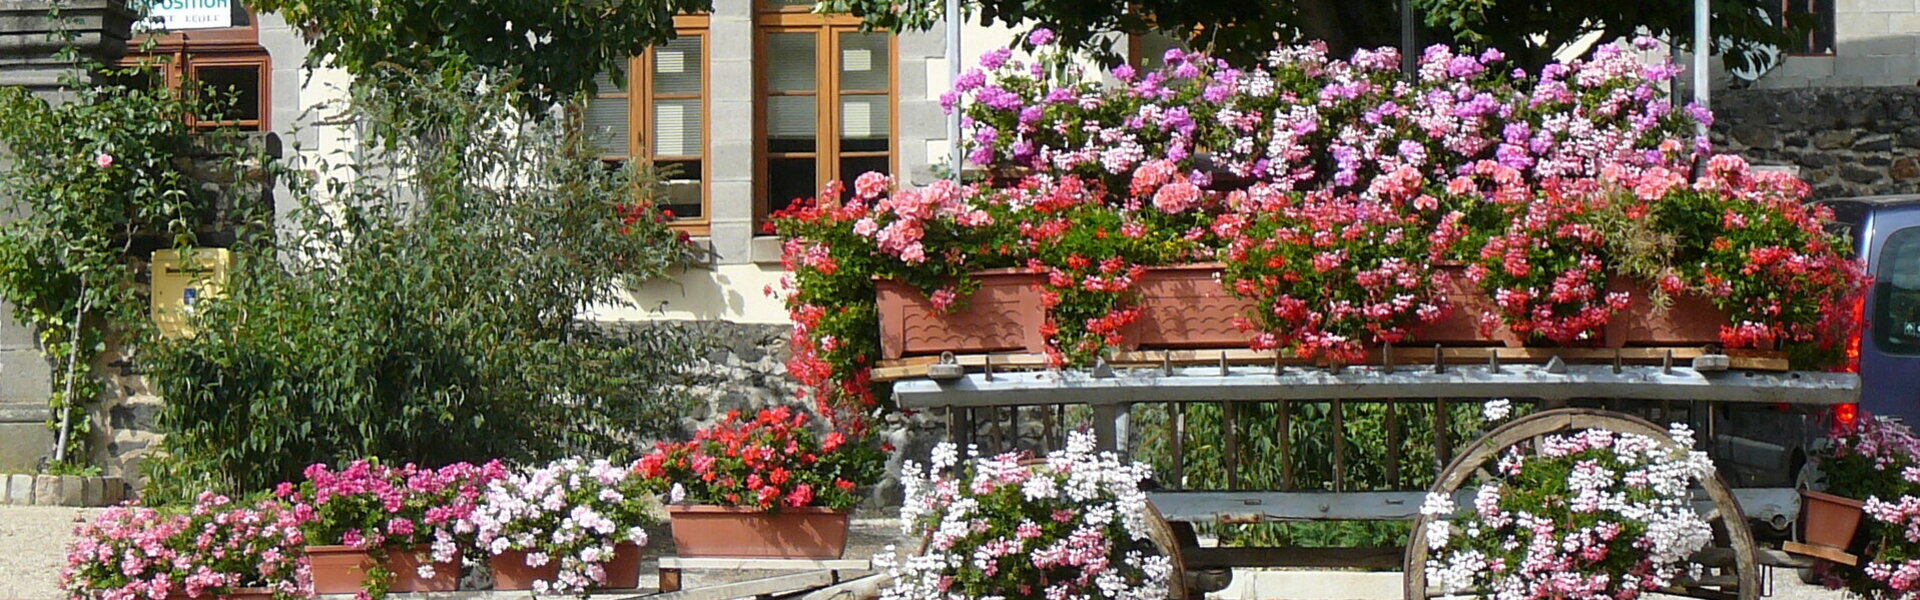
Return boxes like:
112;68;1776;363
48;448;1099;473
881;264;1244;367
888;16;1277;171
0;506;97;600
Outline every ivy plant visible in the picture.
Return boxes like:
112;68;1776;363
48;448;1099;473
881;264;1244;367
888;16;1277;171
0;52;252;468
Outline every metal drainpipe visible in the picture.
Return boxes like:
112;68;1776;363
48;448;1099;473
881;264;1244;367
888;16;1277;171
947;0;963;181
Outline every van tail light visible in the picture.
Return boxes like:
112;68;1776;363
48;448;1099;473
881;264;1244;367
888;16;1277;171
1833;403;1860;430
1846;290;1866;373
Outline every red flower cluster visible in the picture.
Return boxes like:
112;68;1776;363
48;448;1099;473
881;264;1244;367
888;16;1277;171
637;407;884;512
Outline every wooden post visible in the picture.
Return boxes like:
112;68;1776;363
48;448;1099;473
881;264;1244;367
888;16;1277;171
1279;400;1294;490
1331;400;1346;493
1435;399;1452;469
1224;401;1240;490
1171;403;1186;489
1386;401;1401;489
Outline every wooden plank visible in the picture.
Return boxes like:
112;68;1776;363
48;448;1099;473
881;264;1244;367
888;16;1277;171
629;571;836;600
890;365;1859;408
656;557;872;571
1783;541;1859;566
1150;488;1799;523
1183;546;1403;569
874;347;1793;381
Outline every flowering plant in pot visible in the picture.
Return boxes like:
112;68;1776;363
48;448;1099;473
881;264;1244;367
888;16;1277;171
875;430;1174;600
471;458;655;593
636;406;886;559
1421;424;1718;600
279;459;506;597
61;493;311;600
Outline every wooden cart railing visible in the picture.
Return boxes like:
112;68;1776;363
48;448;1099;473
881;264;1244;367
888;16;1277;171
888;348;1857;599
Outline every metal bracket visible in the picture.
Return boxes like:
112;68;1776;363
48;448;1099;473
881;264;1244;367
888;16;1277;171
927;351;965;381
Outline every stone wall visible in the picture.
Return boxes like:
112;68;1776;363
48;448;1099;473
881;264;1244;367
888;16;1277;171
1711;86;1920;199
632;319;944;509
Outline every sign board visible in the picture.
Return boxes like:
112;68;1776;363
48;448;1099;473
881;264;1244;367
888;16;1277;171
151;248;230;339
142;0;233;31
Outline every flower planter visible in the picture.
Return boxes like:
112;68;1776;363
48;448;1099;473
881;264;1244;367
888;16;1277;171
1801;490;1867;551
489;549;561;591
601;542;643;589
875;269;1046;359
306;545;376;594
666;505;850;559
1408;266;1523;347
386;545;461;592
1123;264;1258;349
1603;278;1729;347
165;587;275;600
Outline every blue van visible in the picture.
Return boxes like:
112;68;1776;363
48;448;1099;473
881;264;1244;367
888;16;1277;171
1823;194;1920;424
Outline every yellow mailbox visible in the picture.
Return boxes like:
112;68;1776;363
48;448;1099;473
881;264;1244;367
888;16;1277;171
150;248;230;338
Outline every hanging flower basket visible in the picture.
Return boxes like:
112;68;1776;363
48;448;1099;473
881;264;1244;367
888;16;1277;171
875;269;1046;359
666;506;850;559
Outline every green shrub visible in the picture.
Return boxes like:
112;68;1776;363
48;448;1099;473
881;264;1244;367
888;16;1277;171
142;68;697;501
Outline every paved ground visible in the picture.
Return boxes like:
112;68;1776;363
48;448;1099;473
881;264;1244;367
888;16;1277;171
0;506;97;600
0;505;1858;600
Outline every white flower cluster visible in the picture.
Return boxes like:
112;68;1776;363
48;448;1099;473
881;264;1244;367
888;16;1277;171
1425;424;1716;600
878;430;1171;600
472;457;651;594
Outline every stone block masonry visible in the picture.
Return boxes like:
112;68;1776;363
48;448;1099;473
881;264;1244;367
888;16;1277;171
0;474;126;506
1711;86;1920;200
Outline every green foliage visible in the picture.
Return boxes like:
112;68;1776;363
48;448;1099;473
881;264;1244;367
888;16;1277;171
0;58;251;468
142;67;698;501
247;0;712;110
1131;400;1522;548
830;0;1796;71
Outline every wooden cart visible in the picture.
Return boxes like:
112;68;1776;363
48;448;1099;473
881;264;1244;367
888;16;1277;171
884;346;1859;600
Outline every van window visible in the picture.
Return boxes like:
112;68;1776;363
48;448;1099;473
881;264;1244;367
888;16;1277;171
1879;227;1920;355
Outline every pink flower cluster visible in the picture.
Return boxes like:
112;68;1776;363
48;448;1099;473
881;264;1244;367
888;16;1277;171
62;493;311;600
279;459;506;575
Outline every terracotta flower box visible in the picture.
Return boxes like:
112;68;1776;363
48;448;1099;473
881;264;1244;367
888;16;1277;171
489;549;560;591
666;505;850;559
1408;266;1523;347
1123;263;1258;349
1800;490;1866;552
1603;277;1730;347
307;544;458;594
875;269;1046;359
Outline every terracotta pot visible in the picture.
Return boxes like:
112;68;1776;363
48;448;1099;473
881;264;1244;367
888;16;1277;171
1123;264;1258;349
875;269;1046;359
1409;265;1523;347
1603;278;1729;347
166;587;276;600
305;545;375;595
667;505;850;559
385;545;461;592
1801;490;1867;551
489;549;560;591
600;542;643;589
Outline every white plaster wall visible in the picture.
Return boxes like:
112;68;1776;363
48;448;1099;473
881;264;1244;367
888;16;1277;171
1750;0;1920;88
591;263;793;324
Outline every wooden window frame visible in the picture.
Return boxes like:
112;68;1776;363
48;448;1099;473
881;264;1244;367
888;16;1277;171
593;15;712;235
1780;0;1837;56
752;3;899;230
121;7;271;131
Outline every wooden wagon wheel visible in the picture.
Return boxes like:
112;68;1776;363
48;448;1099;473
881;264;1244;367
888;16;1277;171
1403;408;1760;600
912;460;1192;600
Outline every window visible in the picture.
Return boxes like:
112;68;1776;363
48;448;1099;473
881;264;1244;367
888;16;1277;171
756;0;896;222
120;5;270;131
1128;32;1186;70
1782;0;1835;55
587;17;711;231
1875;227;1920;355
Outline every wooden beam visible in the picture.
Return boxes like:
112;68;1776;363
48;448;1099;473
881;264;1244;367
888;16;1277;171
1183;546;1403;569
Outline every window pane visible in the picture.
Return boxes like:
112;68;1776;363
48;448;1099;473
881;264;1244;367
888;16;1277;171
652;98;701;157
585;96;630;157
767;33;816;92
1877;227;1920;355
653;35;702;96
657;159;703;220
768;95;817;153
1134;32;1185;69
195;65;261;123
767;157;816;216
840;156;889;182
838;32;888;92
593;64;628;95
839;94;889;152
100;66;161;91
